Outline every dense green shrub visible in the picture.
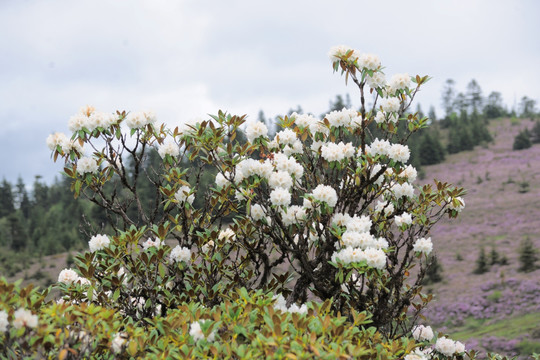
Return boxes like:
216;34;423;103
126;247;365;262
0;45;516;359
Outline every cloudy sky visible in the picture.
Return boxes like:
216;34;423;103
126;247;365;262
1;0;538;186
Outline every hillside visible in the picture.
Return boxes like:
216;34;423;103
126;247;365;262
421;117;540;357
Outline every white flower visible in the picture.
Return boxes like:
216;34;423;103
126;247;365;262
60;138;83;154
401;165;417;183
311;184;338;207
374;112;386;124
346;215;372;233
392;182;415;199
215;172;230;189
175;185;194;205
321;142;345;162
245;121;268;143
68;113;89;132
46;132;69;151
58;268;79;285
448;196;465;212
374;200;394;216
270;188;291;207
370;164;385;186
389;144;410;163
170;245;191;263
325;108;355;128
142;238;164;250
293;113;317;128
88;234;110;252
380;98;401;113
158;141;179;158
125;112;146;129
342;231;375;249
328;45;352;63
0;310;8;332
435;336;457;356
309;121;329;136
273;294;288;312
288;303;308;314
269;171;294;189
250;204;265;221
332;213;350;226
218;228;236;242
190;321;216;342
366;72;386;89
358;53;381;70
364;247;386;269
413;237;433;255
275;128;297;145
280;206;307;226
111;332;126;353
390;73;411;90
12;308;38;329
395;213;413;227
455;340;466;353
368;138;391;157
411;324;434;341
405;349;429;360
373;237;389;250
77;157;99;175
201;240;214;253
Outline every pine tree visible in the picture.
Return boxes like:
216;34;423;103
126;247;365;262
474;247;489;274
0;179;15;218
422;255;443;284
513;129;532;150
518;237;538;272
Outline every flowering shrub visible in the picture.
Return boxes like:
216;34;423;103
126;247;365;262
3;45;519;359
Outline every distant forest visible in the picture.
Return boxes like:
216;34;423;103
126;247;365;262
0;78;536;276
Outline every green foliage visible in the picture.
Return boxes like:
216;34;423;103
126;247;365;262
0;279;416;359
513;129;532;150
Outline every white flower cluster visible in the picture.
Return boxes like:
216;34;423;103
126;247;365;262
413;237;433;255
273;294;307;314
374;111;398;124
310;184;338;208
76;157;99;175
12;308;38;329
411;325;434;341
448;196;465;212
331;214;387;269
46;132;83;154
435;336;466;356
325;108;361;128
0;308;39;332
218;228;236;242
58;268;89;285
245;121;269;143
88;234;111;252
249;204;265;221
410;325;465;356
189;320;216;342
125;111;157;129
142;238;164;250
157;141;180;158
280;205;308;226
111;332;127;353
175;185;194;205
68;106;118;132
321;141;355;162
395;212;413;228
169;245;191;263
